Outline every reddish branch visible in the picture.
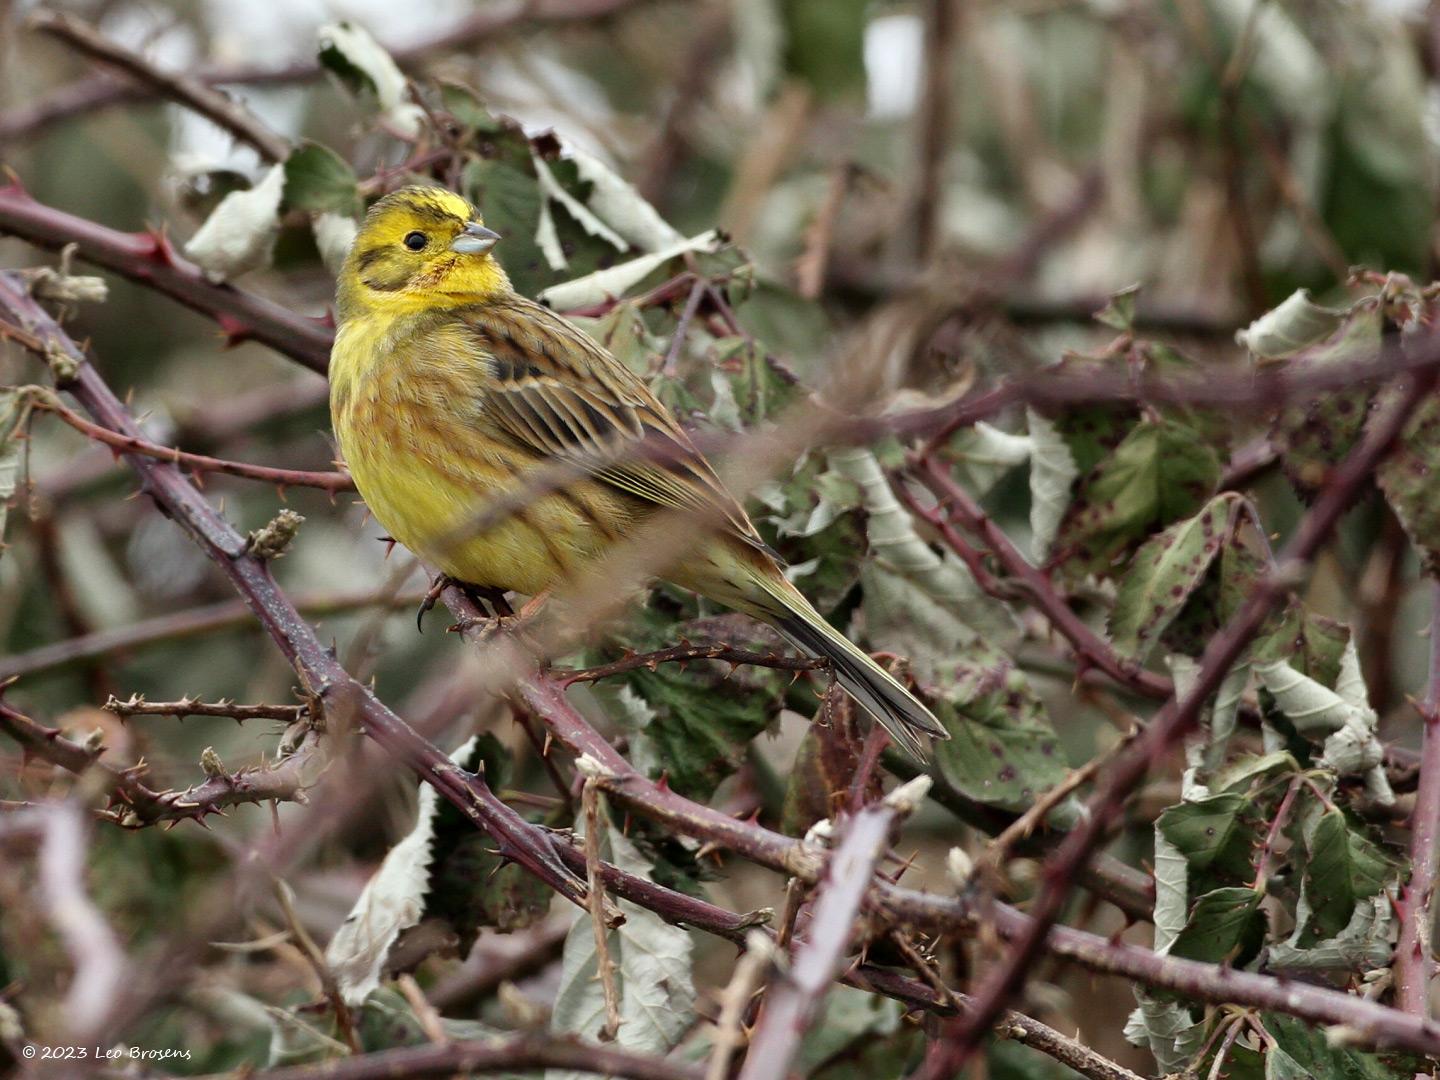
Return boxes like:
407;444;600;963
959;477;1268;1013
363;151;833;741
1397;580;1440;1015
9;184;1440;448
739;803;899;1080
453;604;1440;1058
900;464;1171;698
26;388;353;491
919;359;1440;1074
0;182;333;373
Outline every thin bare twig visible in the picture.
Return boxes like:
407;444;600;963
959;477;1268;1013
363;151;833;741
0;697;325;827
21;384;353;491
273;878;361;1053
904;461;1171;697
103;695;307;724
704;932;774;1080
28;10;292;162
582;778;622;1041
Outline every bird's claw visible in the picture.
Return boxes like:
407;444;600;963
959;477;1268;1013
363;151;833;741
416;573;455;633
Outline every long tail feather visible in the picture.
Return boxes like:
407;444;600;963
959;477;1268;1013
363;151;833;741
751;578;947;761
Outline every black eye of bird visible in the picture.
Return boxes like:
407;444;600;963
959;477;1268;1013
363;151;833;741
403;231;428;251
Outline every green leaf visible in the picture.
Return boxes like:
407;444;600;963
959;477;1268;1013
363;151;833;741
283;142;360;215
715;337;800;427
781;722;856;836
463;155;549;297
935;653;1068;813
1109;492;1242;661
1212;751;1299;795
1262;1012;1427;1080
317;21;421;134
1254;606;1351;686
549;800;695;1072
438;81;505;134
828;447;1014;686
1095;283;1140;331
324;736;548;1001
1298;807;1392;941
1156;793;1255;877
1168;886;1265;965
1268;894;1395;973
779;0;867;100
622;659;781;800
1056;419;1222;576
798;985;918;1079
425;736;552;944
183;164;286;281
0;389;23;561
1376;390;1440;574
946;421;1032;499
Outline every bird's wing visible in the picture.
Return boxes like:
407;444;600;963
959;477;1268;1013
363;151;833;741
459;297;766;547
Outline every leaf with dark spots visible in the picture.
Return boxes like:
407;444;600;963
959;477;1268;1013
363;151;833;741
1110;492;1243;662
934;648;1067;813
1256;298;1382;500
1055;419;1222;580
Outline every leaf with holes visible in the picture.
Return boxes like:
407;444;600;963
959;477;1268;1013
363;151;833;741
1109;493;1242;661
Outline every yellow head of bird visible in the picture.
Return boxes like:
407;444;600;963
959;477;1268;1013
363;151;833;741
337;185;510;317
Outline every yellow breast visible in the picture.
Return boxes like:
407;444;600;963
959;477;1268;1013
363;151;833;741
329;313;630;594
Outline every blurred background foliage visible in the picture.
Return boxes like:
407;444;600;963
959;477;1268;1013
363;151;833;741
2;0;1440;1076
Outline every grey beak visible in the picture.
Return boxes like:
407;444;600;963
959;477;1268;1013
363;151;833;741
451;222;501;254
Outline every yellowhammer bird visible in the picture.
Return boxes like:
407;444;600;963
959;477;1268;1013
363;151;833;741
330;185;946;759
